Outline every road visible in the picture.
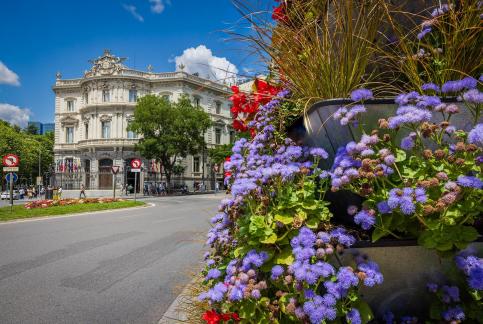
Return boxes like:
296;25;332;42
0;195;221;324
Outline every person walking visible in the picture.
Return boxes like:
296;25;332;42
58;186;63;199
215;181;220;193
79;184;86;198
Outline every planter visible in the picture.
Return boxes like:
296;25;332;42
288;98;480;164
287;98;483;316
339;239;483;317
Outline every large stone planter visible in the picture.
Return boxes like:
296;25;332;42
288;98;480;165
288;98;482;316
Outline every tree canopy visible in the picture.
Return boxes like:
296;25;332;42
128;94;212;187
0;120;54;188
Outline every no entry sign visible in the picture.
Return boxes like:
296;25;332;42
2;154;19;167
130;159;141;169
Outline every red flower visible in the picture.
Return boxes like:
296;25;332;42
250;127;256;138
202;310;221;324
233;119;248;132
231;313;240;321
272;0;288;22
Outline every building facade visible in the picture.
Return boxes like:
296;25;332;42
53;50;234;191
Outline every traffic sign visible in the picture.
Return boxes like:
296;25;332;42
131;168;141;173
2;154;19;167
111;166;120;174
130;159;141;169
36;176;43;185
3;167;19;172
5;173;18;183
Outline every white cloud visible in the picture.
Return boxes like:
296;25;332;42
149;0;169;14
174;45;238;85
122;4;144;22
0;103;31;127
0;61;20;86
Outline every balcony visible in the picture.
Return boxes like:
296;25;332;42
77;138;139;149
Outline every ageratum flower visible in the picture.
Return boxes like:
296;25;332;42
455;253;483;290
400;133;417;150
354;210;375;230
417;26;432;40
442;285;460;303
462;89;483;104
468;124;483;147
456;175;483;189
442;77;478;93
350;88;373;102
442;306;465;322
357;261;384;287
270;265;284;280
421;83;440;92
386;187;427;215
346;308;362;324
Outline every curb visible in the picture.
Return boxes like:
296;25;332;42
158;277;198;324
0;202;155;225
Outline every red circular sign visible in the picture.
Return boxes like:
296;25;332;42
130;159;141;169
2;154;19;167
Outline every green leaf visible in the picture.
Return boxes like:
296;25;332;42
274;213;293;225
395;149;407;162
305;217;319;229
352;300;374;324
371;227;387;242
274;247;294;265
261;233;278;244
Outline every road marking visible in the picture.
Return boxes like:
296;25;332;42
0;203;155;226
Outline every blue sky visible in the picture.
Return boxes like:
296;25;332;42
0;0;270;125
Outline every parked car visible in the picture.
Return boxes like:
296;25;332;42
0;191;20;200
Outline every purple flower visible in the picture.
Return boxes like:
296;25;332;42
417;26;432;39
346;308;362;324
442;306;465;322
462;89;483;104
350;88;373;102
347;205;358;216
400;135;415;150
330;227;356;247
205;268;222;280
377;201;391;214
421;82;440;92
468;124;483;147
271;265;284;280
427;282;438;293
354;210;375;230
457;175;483;189
442;77;478;93
442;285;460;303
251;289;261;299
310;147;329;159
358;261;384;287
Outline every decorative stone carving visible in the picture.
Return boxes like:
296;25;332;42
60;116;79;127
126;114;134;122
99;114;112;122
56;72;62;79
85;49;127;77
82;115;90;124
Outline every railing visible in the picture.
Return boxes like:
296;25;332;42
77;138;138;148
54;70;231;92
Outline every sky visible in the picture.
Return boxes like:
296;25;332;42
0;0;271;126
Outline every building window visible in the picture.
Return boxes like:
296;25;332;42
229;130;235;143
85;123;89;139
215;128;221;145
129;89;138;102
102;90;110;102
66;127;74;143
101;121;111;139
193;156;200;173
193;96;200;107
215;102;221;114
66;100;75;112
127;122;137;139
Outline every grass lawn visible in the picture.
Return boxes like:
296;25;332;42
0;200;146;222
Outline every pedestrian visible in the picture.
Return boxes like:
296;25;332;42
80;184;86;198
215;181;220;193
58;186;63;199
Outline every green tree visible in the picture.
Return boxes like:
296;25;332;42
25;124;39;135
128;95;212;189
208;144;233;165
0;121;54;187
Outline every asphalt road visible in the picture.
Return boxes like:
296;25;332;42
0;195;221;324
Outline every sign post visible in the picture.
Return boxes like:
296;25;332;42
130;159;142;202
111;166;120;199
3;154;19;213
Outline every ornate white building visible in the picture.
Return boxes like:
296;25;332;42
53;50;234;191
